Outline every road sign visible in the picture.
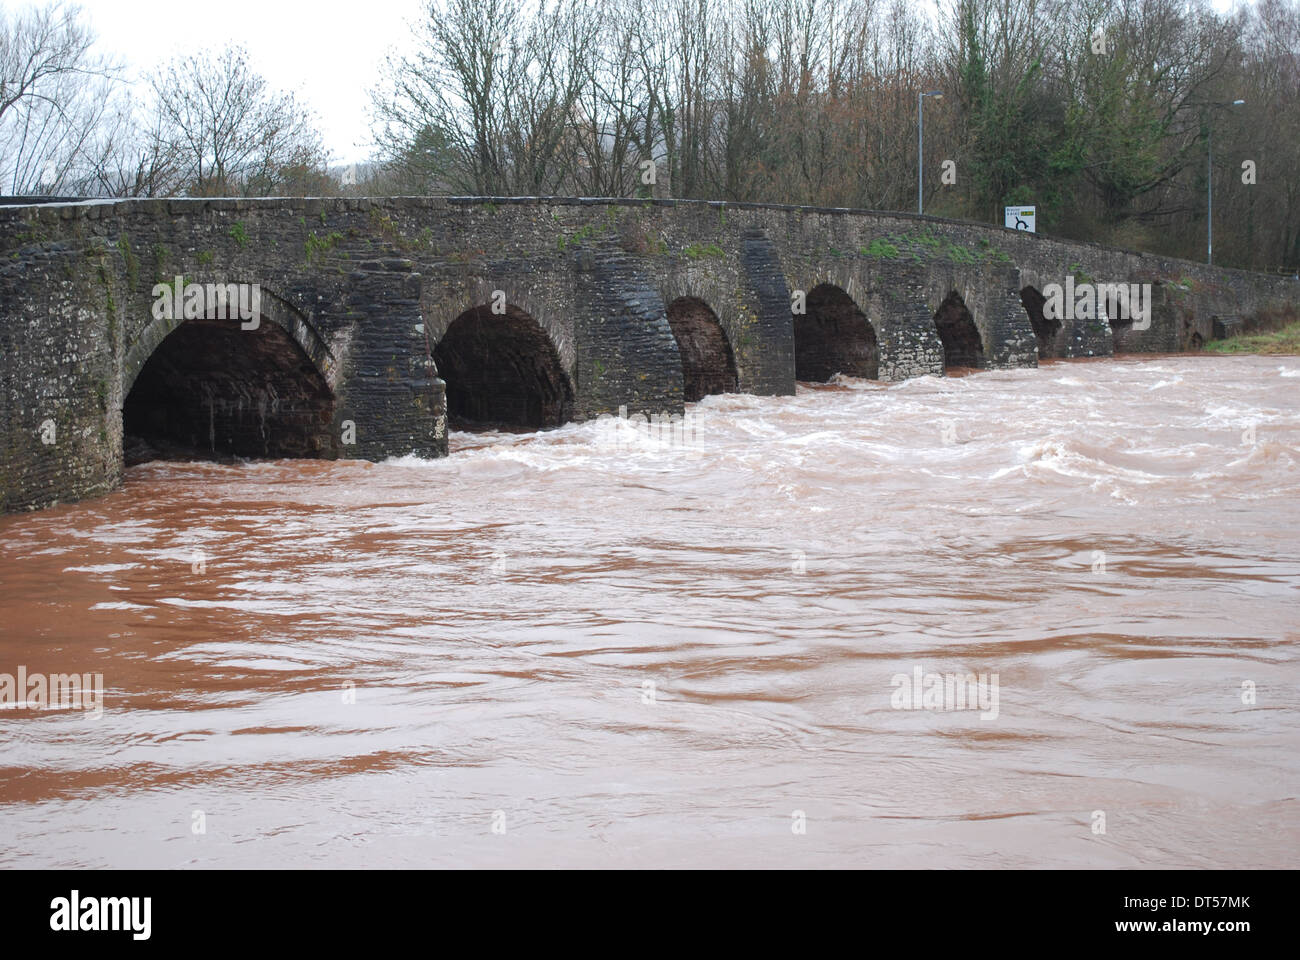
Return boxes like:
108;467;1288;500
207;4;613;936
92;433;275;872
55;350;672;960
1005;206;1036;232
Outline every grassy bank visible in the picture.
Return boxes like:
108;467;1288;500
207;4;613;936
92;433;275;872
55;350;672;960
1205;320;1300;355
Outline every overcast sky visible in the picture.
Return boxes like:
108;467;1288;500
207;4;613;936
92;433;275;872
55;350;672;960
80;0;425;165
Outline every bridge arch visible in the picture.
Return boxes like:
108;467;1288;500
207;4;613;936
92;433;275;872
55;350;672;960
121;287;339;462
793;283;879;381
123;286;338;397
665;297;738;401
433;302;575;429
1021;285;1062;359
932;290;985;371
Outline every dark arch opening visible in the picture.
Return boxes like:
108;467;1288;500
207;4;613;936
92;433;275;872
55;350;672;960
434;304;574;430
793;284;878;381
1021;285;1061;359
933;291;984;371
666;297;738;401
123;318;336;464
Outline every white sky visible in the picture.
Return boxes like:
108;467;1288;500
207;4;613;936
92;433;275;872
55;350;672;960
78;0;426;164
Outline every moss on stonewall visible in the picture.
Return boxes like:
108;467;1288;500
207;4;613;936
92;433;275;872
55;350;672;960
305;231;344;262
558;222;599;250
368;208;397;238
116;235;139;289
151;242;171;283
863;238;900;259
683;242;725;260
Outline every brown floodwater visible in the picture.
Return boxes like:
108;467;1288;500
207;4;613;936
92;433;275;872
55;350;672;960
1;355;1297;868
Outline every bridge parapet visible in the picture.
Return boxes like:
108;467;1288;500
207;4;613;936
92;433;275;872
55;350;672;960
2;196;1297;512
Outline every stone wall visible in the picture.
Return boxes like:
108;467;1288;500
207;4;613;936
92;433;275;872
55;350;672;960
3;195;1297;513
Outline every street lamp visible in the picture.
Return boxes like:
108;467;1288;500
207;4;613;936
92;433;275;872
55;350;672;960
1206;99;1245;265
918;90;943;215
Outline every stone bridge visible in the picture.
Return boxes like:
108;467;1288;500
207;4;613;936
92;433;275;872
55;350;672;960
3;195;1297;512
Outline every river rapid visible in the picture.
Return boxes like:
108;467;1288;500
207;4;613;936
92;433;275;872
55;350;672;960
1;355;1297;868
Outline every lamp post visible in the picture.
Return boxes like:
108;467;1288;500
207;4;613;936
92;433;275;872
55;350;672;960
918;90;943;215
1205;99;1245;265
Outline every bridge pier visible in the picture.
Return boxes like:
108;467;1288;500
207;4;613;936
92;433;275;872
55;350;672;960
2;196;1296;514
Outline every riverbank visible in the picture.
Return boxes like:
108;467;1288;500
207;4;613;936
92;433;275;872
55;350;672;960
1206;319;1300;355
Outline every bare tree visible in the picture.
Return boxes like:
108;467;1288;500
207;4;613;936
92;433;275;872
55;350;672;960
564;0;653;196
372;0;520;194
79;102;187;198
149;45;329;197
0;1;118;194
497;0;601;194
372;0;602;195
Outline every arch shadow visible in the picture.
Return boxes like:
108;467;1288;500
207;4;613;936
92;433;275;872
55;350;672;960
794;283;878;381
122;288;339;463
123;286;337;398
933;291;985;371
434;302;575;429
1021;285;1062;359
665;297;738;401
